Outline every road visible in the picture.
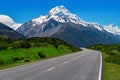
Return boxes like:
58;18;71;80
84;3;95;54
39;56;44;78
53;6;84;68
0;48;102;80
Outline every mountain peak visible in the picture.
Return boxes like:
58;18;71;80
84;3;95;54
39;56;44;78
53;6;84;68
0;15;14;26
104;24;120;35
0;15;22;30
32;5;83;25
47;5;83;24
108;24;117;27
48;5;70;16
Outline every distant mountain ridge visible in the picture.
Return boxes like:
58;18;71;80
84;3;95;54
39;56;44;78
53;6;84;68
0;22;24;39
17;5;120;47
0;15;22;30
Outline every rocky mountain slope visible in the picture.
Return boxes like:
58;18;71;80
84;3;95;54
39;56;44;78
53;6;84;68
0;22;24;39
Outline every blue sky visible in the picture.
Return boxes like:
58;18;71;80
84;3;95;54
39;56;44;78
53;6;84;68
0;0;120;26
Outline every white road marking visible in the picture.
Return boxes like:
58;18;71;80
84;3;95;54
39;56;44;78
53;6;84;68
81;54;84;56
64;61;69;64
98;52;102;80
82;53;87;56
47;67;55;71
72;58;76;60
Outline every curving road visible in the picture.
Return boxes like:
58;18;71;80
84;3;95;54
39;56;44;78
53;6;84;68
0;48;102;80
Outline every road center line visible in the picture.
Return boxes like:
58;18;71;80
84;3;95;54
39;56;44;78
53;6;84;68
82;53;87;56
64;61;69;64
47;67;55;71
72;58;76;60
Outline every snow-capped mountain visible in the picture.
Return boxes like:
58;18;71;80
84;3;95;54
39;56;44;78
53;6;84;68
104;24;120;36
17;5;120;47
0;15;22;30
32;5;84;25
26;5;105;32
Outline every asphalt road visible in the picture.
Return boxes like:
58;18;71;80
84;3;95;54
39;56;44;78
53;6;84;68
0;48;102;80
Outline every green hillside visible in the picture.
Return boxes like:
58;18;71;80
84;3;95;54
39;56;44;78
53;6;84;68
0;37;80;69
88;44;120;80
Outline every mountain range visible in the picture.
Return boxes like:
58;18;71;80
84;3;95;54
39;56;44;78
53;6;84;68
0;15;22;30
1;5;120;47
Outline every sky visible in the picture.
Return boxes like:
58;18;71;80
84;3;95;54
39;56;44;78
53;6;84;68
0;0;120;26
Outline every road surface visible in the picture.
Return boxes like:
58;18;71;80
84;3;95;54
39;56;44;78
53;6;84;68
0;48;102;80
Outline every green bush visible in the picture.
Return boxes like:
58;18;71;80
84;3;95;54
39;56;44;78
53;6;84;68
23;59;30;62
89;44;120;65
12;42;21;49
0;59;3;65
0;41;8;50
38;52;46;58
20;41;31;48
105;56;120;65
12;40;31;49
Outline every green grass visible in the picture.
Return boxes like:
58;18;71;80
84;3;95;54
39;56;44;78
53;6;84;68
0;37;80;69
0;45;73;67
102;52;120;80
104;62;120;80
103;52;120;80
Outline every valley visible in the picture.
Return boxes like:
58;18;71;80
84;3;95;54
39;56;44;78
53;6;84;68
0;4;120;80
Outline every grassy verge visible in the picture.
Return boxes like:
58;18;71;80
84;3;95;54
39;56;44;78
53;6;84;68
0;37;81;70
104;62;120;80
102;52;120;80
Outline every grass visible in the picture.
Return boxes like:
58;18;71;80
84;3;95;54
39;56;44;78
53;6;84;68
0;45;73;70
0;37;80;70
104;62;120;80
103;52;120;80
102;52;120;80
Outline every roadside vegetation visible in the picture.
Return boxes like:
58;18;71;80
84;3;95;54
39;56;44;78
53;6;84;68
0;37;81;69
88;44;120;80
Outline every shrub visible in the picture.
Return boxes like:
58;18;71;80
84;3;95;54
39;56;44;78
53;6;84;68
23;59;30;62
0;59;3;65
105;55;120;65
12;42;21;49
12;40;31;49
0;45;7;50
20;41;31;48
38;52;46;58
0;41;8;50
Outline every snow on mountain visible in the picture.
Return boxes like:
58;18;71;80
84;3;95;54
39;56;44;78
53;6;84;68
47;5;84;24
32;5;84;25
32;16;46;24
17;5;120;47
0;15;22;30
104;24;120;36
18;5;120;34
19;5;120;35
31;5;105;31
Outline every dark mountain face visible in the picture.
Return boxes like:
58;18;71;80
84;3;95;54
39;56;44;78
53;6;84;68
0;22;25;39
51;23;120;47
34;22;119;47
17;20;120;47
